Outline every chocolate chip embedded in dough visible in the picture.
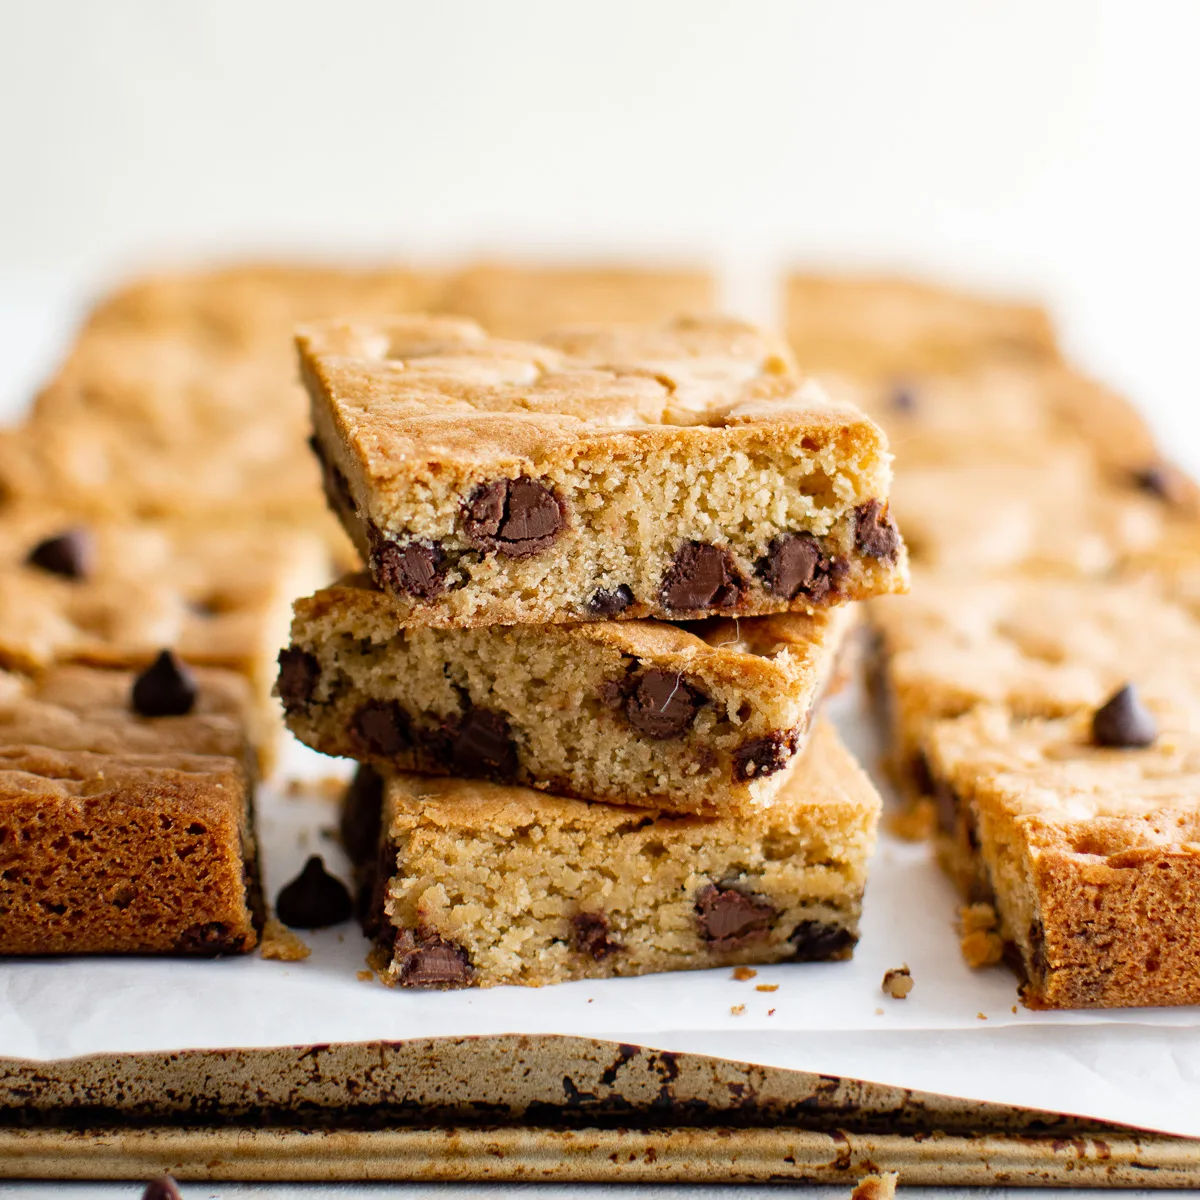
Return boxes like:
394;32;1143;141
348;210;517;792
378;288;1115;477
395;928;474;989
351;700;412;757
175;921;248;956
131;650;197;717
572;911;623;960
790;920;856;962
463;477;566;557
624;669;705;740
276;646;320;714
141;1176;184;1200
275;855;353;929
854;499;902;562
450;708;518;778
694;883;775;949
731;728;801;782
26;527;94;580
375;537;447;601
1091;683;1158;749
660;542;746;611
588;584;635;617
760;532;821;599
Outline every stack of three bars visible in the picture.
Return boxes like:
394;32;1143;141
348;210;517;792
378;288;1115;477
278;312;908;988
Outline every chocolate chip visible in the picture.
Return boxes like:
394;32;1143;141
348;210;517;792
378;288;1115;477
351;701;412;757
463;477;565;557
275;856;353;929
1028;919;1049;980
340;765;384;864
660;542;745;611
26;527;93;579
572;911;622;960
588;585;635;616
855;499;902;562
624;669;705;739
141;1176;183;1200
1092;683;1158;748
276;647;320;714
790;920;856;962
598;679;626;710
374;536;447;601
732;728;800;782
892;384;917;412
176;921;247;956
694;883;775;949
449;708;518;778
131;650;197;717
395;928;474;989
759;532;821;599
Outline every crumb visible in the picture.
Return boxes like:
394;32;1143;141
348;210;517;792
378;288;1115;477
882;965;913;999
874;1007;884;1016
977;1012;988;1020
755;983;778;993
851;1170;899;1200
958;902;1004;968
588;998;594;1003
885;797;936;841
365;943;391;973
767;1008;776;1016
337;932;344;942
356;969;374;982
1012;1005;1018;1014
730;1004;746;1016
732;966;757;981
260;918;311;962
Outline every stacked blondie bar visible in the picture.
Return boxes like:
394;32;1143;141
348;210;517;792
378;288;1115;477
0;263;716;959
278;312;905;987
786;274;1200;1008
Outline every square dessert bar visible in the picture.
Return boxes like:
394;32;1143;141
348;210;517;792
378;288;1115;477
927;704;1200;1009
0;509;329;767
299;314;907;628
280;573;856;816
784;274;1060;379
346;720;880;989
0;664;262;956
868;574;1200;808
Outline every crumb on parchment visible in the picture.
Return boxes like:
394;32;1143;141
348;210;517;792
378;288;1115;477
756;983;778;993
730;1004;746;1016
882;965;913;999
732;966;757;981
851;1170;899;1200
260;918;311;962
356;969;374;982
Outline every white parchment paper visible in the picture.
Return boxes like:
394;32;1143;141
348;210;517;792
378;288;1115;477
2;690;1199;1137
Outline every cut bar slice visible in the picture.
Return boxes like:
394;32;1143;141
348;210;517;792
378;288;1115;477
282;573;856;816
0;664;262;956
349;720;880;989
0;508;329;768
926;704;1200;1009
298;314;907;628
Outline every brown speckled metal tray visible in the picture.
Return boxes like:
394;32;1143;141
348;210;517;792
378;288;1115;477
4;1035;1199;1185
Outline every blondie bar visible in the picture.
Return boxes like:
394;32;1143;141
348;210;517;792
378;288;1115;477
927;703;1200;1008
299;314;907;628
784;274;1059;379
0;663;262;955
0;509;328;766
280;573;855;815
349;720;879;988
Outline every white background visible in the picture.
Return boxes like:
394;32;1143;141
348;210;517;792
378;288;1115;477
2;0;1200;464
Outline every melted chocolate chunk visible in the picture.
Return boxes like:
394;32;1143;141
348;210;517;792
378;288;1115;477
854;499;902;562
340;764;384;865
624;669;705;740
660;542;745;611
732;728;801;782
694;883;775;949
448;708;518;778
790;920;856;962
142;1177;183;1200
588;585;635;616
463;477;565;556
1028;919;1049;981
276;646;320;714
26;527;93;579
1092;683;1158;748
176;921;246;956
598;679;626;710
275;855;353;929
572;911;623;960
351;700;412;757
760;532;821;599
375;536;447;601
131;650;197;717
395;928;474;989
